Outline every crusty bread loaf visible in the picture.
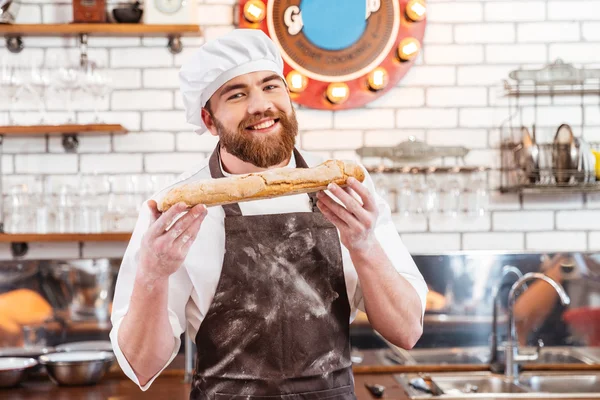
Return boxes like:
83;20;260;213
158;160;366;212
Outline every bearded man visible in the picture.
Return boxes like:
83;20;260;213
110;29;428;400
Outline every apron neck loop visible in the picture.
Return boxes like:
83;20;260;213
208;142;320;216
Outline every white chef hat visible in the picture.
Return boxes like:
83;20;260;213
179;29;286;135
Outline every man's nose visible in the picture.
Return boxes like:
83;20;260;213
246;90;274;115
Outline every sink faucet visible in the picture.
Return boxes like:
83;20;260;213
490;266;525;367
505;272;570;381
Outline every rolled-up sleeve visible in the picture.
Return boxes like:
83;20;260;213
352;168;429;317
109;201;193;391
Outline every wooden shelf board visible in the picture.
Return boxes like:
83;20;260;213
0;124;127;135
0;24;201;37
0;233;132;242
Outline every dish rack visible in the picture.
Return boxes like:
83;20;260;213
498;60;600;194
501;141;600;194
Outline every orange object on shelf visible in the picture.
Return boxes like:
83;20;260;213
563;306;600;346
0;289;53;326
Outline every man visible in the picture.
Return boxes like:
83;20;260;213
110;29;427;399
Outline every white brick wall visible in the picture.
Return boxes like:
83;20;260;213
484;2;546;22
397;109;458;128
81;154;143;173
493;211;554;231
548;1;600;21
486;44;547;63
556;211;600;230
427;88;488;107
402;66;456;86
333;110;395;129
15;154;78;174
428;3;483;23
301;131;363;150
526;232;588;251
4;0;599;258
424;45;484;64
583;23;600;40
463;232;525;251
454;24;516;44
517;23;581;43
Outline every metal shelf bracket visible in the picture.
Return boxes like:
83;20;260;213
62;134;80;153
6;35;23;53
10;242;29;258
167;35;183;54
79;33;89;68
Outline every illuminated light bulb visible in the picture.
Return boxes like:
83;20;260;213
286;70;308;93
367;67;389;91
398;37;421;61
326;82;350;104
406;0;426;22
243;0;266;23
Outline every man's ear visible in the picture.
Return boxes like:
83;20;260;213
201;108;218;137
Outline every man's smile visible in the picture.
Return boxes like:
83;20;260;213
246;118;280;133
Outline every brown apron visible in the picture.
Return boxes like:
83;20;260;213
189;144;356;400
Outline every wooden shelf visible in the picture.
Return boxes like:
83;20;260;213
0;124;127;136
0;23;202;37
0;233;132;242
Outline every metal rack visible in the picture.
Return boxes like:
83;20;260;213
365;165;490;175
498;59;600;194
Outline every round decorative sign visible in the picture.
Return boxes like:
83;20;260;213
238;0;427;110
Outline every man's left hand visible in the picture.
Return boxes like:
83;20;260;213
316;177;379;254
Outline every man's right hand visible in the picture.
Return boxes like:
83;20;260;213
139;200;208;280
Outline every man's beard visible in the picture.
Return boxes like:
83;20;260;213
213;108;298;169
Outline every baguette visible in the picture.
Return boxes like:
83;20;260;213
158;160;366;212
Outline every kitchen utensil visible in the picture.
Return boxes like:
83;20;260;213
409;375;444;396
573;137;595;183
515;126;539;183
0;0;19;24
593;150;600;179
39;350;114;386
552;124;578;184
350;348;364;364
364;383;385;398
112;1;142;23
73;0;106;23
0;357;37;388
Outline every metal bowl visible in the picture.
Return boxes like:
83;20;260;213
0;345;55;358
55;341;113;353
39;351;114;386
0;357;38;388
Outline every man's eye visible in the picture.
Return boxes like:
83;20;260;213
264;85;279;90
228;93;244;100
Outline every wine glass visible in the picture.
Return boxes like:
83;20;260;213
82;65;112;123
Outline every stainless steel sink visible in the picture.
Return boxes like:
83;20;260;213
397;372;600;399
397;373;528;399
383;346;595;366
519;373;600;394
534;348;594;364
433;375;527;394
406;348;489;365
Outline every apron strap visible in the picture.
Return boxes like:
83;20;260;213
208;142;319;217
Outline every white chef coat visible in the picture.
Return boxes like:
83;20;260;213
109;148;429;391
